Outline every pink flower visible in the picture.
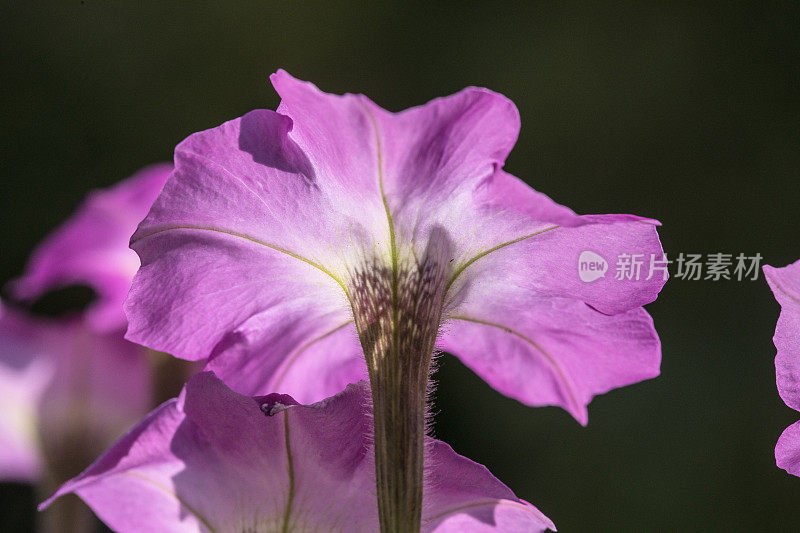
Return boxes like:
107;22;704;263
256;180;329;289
42;372;555;533
0;164;171;486
124;71;665;527
13;164;171;332
0;303;151;484
764;260;800;476
126;71;665;424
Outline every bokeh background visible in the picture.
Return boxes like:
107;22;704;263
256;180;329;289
2;2;799;531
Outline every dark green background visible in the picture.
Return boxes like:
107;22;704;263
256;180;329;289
2;2;799;531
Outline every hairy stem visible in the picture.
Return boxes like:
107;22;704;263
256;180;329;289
351;249;449;533
366;334;431;532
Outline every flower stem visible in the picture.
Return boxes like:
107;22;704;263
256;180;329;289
352;249;449;533
366;339;431;532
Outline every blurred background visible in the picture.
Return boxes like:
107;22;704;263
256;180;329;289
1;2;799;531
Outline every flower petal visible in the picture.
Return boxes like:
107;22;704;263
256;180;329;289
340;77;528;275
357;80;520;225
0;303;151;482
271;70;384;201
136;106;387;268
475;169;656;228
11;164;170;331
0;306;50;481
764;261;800;411
42;372;377;531
38;324;151;464
126;226;350;360
204;319;365;402
43;372;552;532
776;420;800;477
273;71;529;272
445;171;666;317
126;106;381;361
440;300;660;425
423;440;555;532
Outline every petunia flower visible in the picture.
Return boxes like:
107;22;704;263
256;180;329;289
124;71;665;528
0;302;151;533
12;163;172;332
42;371;555;533
1;164;174;529
2;164;172;479
764;259;800;476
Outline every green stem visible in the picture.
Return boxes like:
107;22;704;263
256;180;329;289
365;335;431;533
351;249;449;533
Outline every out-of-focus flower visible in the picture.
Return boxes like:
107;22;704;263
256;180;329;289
764;260;800;476
1;164;173;529
13;164;171;332
42;372;555;533
0;302;150;484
